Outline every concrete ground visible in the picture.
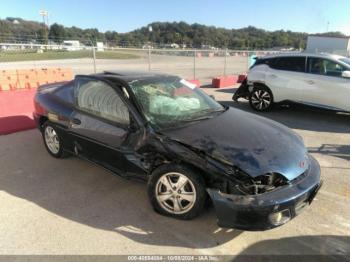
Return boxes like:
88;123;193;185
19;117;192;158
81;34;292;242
0;87;349;256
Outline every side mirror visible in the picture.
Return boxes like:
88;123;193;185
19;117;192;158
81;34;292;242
342;71;350;78
209;95;216;100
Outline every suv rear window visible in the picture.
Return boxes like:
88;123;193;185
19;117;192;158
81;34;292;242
271;57;306;72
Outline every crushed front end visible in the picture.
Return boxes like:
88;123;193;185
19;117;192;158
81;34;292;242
207;155;322;231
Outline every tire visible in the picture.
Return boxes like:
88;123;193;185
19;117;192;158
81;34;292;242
42;122;69;158
147;164;207;220
249;85;274;111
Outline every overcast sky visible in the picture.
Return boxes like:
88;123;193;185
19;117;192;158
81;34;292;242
1;0;349;35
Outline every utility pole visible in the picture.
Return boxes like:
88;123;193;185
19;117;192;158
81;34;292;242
39;10;49;44
193;49;196;80
148;26;153;71
90;39;96;73
224;48;228;76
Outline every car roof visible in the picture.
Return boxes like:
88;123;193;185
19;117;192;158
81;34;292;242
93;70;176;83
260;52;347;61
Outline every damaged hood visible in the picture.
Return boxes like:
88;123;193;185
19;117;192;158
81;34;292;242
162;107;308;181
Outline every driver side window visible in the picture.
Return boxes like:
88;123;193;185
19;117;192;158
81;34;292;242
76;78;130;125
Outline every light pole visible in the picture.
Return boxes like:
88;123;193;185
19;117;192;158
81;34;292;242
39;10;49;44
148;26;152;71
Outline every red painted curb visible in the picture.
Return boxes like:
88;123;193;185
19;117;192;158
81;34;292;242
0;89;36;135
237;74;247;83
212;76;238;88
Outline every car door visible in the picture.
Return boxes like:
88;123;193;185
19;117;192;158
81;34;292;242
265;56;307;103
69;76;144;175
302;57;350;111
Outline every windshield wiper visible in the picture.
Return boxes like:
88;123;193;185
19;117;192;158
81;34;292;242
152;107;227;129
192;107;225;117
181;115;215;122
180;107;226;123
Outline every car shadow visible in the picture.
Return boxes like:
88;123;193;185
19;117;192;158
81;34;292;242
0;115;36;135
234;235;350;259
221;100;350;134
0;132;242;249
308;144;350;162
212;87;237;94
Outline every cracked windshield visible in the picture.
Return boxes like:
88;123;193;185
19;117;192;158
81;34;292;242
129;77;224;128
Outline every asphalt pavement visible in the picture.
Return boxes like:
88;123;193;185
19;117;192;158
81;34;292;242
0;87;349;256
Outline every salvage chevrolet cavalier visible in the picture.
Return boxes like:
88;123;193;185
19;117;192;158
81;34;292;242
33;71;322;230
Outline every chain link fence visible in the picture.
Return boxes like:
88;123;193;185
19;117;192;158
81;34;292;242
0;42;289;84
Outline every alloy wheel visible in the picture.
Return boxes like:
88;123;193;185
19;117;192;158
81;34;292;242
44;126;60;154
155;172;196;215
251;90;272;110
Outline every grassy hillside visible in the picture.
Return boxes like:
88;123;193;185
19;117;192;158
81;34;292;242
0;17;347;50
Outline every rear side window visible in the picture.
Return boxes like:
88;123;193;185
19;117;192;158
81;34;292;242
251;58;273;68
271;57;306;72
54;82;74;104
76;78;130;125
308;58;346;77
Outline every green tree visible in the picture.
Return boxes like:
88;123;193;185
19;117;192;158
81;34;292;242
3;17;345;50
37;27;48;44
0;20;12;42
49;23;66;43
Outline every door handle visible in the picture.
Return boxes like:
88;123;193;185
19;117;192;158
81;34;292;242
305;80;315;85
71;118;81;125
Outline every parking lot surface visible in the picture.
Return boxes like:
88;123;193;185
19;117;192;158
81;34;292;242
0;54;248;85
0;87;349;255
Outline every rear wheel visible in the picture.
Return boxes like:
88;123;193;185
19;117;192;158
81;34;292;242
249;86;274;111
148;164;207;220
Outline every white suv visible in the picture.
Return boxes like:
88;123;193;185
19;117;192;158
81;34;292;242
235;53;350;112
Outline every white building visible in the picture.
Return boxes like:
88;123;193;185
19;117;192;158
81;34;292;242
96;42;104;52
62;40;81;51
306;35;350;57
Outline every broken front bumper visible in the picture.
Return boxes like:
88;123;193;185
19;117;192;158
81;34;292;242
207;155;322;231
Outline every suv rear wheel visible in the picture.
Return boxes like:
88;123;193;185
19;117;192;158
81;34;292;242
249;85;274;111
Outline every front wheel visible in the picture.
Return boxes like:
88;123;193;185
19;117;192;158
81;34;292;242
147;164;207;220
249;86;274;111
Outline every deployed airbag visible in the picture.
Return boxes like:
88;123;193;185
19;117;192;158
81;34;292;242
150;95;200;115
